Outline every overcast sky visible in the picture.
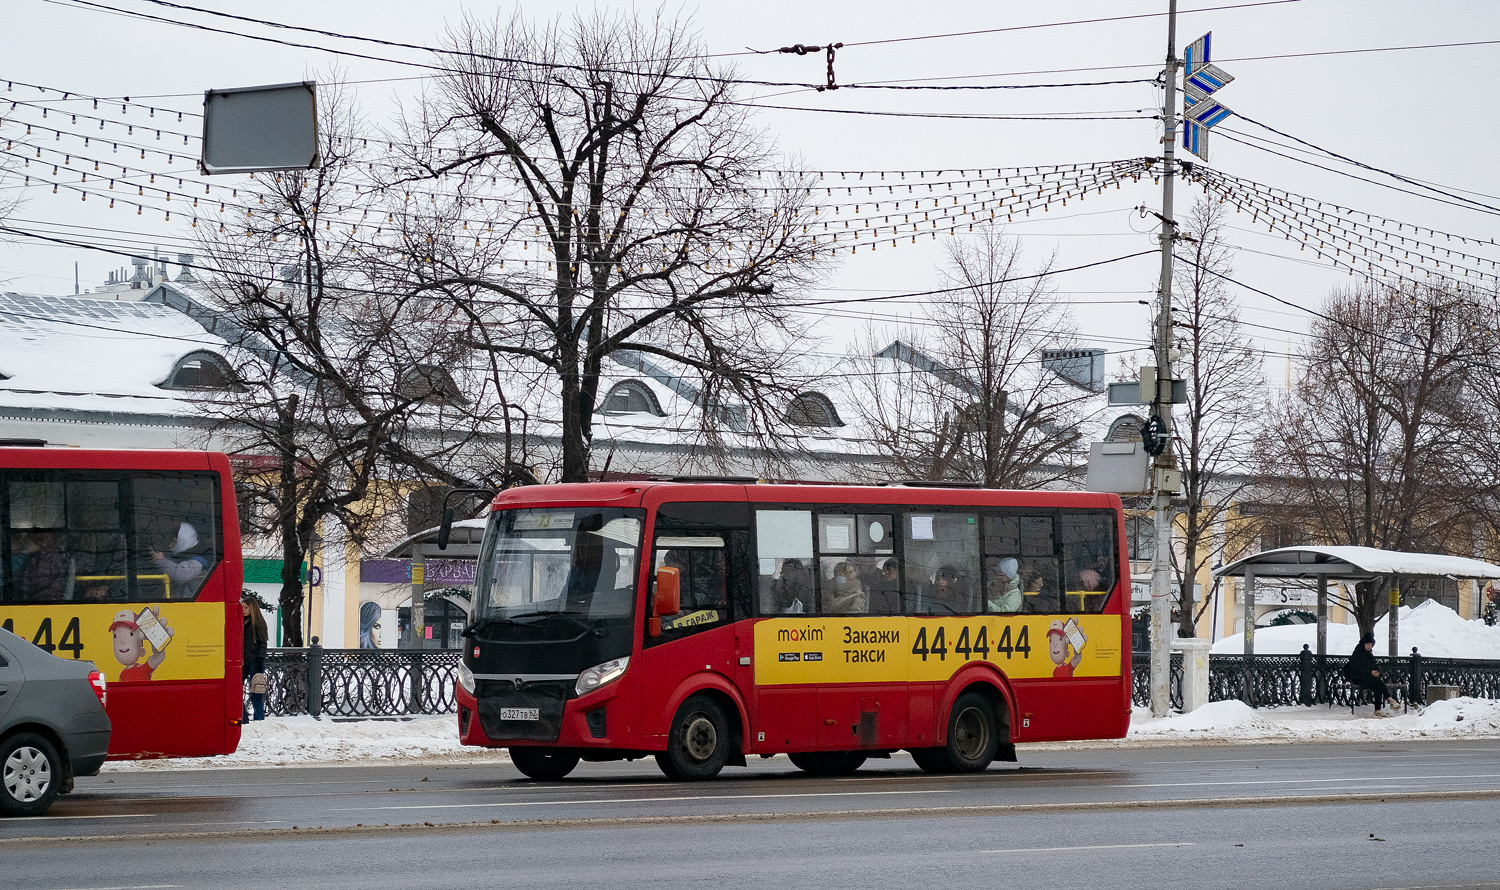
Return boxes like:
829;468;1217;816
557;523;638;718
4;0;1498;389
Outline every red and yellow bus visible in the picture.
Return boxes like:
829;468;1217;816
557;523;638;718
453;481;1130;780
0;445;243;759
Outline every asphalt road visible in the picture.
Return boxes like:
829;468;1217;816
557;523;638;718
5;740;1499;890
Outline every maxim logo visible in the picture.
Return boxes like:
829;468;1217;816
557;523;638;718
776;626;823;643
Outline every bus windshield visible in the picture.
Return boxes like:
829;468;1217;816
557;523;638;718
473;508;644;623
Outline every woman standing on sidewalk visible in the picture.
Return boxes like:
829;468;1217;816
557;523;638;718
242;592;269;721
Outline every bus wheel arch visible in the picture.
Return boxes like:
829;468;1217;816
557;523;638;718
658;677;747;759
657;692;737;780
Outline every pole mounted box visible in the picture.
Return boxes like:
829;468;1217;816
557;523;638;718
201;81;319;175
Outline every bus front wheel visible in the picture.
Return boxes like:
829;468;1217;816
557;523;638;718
657;695;731;780
943;692;999;772
509;747;580;781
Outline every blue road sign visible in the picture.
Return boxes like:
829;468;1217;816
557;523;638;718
1184;32;1212;75
1183;120;1207;156
1186;100;1233;128
1185;63;1234;94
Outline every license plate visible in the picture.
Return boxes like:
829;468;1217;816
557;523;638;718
500;707;540;721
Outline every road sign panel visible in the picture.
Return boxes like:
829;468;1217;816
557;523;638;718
1186;100;1233;128
1183;120;1208;157
1184;32;1212;74
1185;63;1234;94
1183;82;1210;108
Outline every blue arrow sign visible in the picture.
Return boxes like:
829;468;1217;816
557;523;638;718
1183;121;1207;156
1187;100;1233;128
1186;63;1234;94
1184;32;1212;75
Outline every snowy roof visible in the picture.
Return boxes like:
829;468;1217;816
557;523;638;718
1214;545;1500;581
0;291;231;416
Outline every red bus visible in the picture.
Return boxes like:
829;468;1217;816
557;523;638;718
0;445;243;759
453;481;1130;780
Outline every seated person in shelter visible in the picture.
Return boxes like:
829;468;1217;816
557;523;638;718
822;561;867;613
151;522;212;596
987;557;1023;612
927;565;970;614
865;558;902;614
1344;632;1399;715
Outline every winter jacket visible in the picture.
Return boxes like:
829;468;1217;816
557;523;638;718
1346;643;1378;680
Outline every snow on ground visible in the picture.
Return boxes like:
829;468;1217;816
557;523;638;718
1121;697;1500;745
101;698;1500;772
102;715;511;772
1210;600;1500;659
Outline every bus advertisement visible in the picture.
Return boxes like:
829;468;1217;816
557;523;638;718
453;481;1131;780
0;446;244;760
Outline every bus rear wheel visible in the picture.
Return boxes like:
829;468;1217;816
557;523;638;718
657;695;731;780
909;747;951;773
509;747;580;781
788;751;867;775
943;692;999;772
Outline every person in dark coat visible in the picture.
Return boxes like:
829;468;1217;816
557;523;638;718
241;592;269;721
1345;632;1398;716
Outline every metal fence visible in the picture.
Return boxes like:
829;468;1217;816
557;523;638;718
246;645;1500;719
255;646;459;718
1133;648;1500;710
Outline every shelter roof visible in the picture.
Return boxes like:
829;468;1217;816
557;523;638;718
1214;545;1500;581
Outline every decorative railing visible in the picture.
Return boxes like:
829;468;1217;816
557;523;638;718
255;645;459;718
1133;647;1500;710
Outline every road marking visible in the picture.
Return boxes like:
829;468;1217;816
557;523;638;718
1115;773;1500;789
332;788;961;812
2;813;153;822
1373;884;1500;890
1144;751;1497;765
48;885;181;890
981;842;1195;854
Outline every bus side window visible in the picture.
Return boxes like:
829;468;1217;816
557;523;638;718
1060;510;1117;613
1019;515;1061;613
902;512;980;615
130;473;220;600
755;510;813;615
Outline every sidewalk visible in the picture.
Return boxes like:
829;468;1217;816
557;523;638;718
100;697;1500;771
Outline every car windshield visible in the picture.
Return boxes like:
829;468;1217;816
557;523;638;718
472;507;644;623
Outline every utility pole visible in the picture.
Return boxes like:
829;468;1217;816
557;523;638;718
1149;0;1181;718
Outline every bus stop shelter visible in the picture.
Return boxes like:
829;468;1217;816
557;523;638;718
1213;545;1500;703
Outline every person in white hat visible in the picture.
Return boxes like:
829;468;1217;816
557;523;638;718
150;522;211;595
986;558;1023;613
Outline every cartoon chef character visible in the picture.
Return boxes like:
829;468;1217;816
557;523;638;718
109;607;172;681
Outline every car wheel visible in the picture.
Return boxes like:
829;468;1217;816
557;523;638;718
657;695;730;781
789;751;868;775
1;733;62;817
943;692;999;772
509;747;580;781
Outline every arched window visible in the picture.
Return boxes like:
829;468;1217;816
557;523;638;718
160;351;239;391
398;364;466;406
1106;414;1146;443
784;392;843;428
600;379;666;416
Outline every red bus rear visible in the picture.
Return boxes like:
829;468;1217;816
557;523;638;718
0;446;243;759
454;481;1130;780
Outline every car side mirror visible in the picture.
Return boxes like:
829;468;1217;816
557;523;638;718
649;566;681;638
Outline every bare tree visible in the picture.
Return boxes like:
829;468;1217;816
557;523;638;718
1169;198;1266;637
193;83;528;644
378;9;826;481
849;225;1094;487
1261;281;1489;635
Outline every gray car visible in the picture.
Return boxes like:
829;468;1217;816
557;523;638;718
0;627;111;816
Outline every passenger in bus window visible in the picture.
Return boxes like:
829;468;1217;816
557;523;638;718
14;530;70;601
928;565;969;614
775;559;813;613
987;557;1023;613
1021;561;1060;613
823;561;867;614
865;558;902;614
150;522;211;597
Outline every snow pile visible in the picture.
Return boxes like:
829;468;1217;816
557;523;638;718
103;715;510;771
1125;696;1500;743
1211;600;1500;659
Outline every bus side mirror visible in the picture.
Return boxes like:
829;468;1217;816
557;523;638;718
649;566;681;638
436;507;455;550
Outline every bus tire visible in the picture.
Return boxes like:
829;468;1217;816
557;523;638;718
658;695;730;781
942;692;999;772
789;751;867;775
1;732;62;817
509;747;580;781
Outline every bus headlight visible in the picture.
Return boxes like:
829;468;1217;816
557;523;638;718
575;656;629;697
457;659;476;695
